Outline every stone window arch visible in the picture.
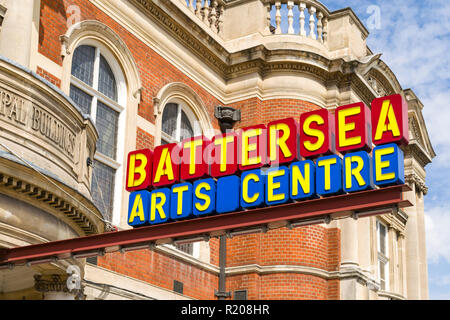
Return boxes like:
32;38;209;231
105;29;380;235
61;20;142;226
154;82;214;146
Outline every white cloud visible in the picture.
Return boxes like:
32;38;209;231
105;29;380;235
425;207;450;264
429;290;450;300
429;273;450;287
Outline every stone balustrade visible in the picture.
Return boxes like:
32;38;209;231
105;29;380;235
138;0;369;58
182;0;225;34
264;0;329;43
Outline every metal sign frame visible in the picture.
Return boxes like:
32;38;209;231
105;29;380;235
0;184;411;268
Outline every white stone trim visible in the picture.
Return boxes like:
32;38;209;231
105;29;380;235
136;115;156;137
226;264;332;279
156;244;219;275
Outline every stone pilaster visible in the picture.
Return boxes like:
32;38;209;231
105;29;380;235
403;180;421;299
341;217;359;267
340;217;359;300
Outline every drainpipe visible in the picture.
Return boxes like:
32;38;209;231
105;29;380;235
215;234;230;300
213;106;240;300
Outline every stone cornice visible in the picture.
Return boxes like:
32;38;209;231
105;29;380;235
129;0;229;75
0;157;101;236
126;0;384;103
404;142;434;169
377;209;408;235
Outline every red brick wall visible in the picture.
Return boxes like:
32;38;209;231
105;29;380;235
258;274;327;300
227;274;338;300
209;237;220;266
225;226;341;300
39;0;341;300
136;127;154;150
97;249;218;300
227;226;339;270
229;98;320;129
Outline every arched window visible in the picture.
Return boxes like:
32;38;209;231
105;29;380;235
161;101;201;145
69;44;125;222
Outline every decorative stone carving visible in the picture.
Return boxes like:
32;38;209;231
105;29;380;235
405;173;428;195
214;106;241;133
366;75;386;97
34;274;69;293
409;116;425;147
34;274;85;300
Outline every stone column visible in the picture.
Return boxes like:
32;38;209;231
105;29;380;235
416;188;429;299
398;232;407;297
341;217;359;267
340;217;359;300
0;0;39;68
403;183;421;299
358;216;372;275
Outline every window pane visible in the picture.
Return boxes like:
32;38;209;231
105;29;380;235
91;161;115;221
71;45;95;86
180;110;194;140
175;243;193;255
70;85;92;115
96;101;119;159
379;223;387;255
379;260;386;291
162;103;178;139
98;55;118;102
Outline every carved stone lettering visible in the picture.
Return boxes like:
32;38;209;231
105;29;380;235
0;89;27;126
0;87;78;158
31;106;76;157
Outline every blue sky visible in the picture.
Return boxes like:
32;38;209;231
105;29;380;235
318;0;450;300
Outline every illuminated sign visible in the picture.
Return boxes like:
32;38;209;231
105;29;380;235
126;94;409;227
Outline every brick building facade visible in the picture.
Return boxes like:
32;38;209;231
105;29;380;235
0;0;435;300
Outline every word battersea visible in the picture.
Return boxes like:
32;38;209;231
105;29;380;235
127;94;408;226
